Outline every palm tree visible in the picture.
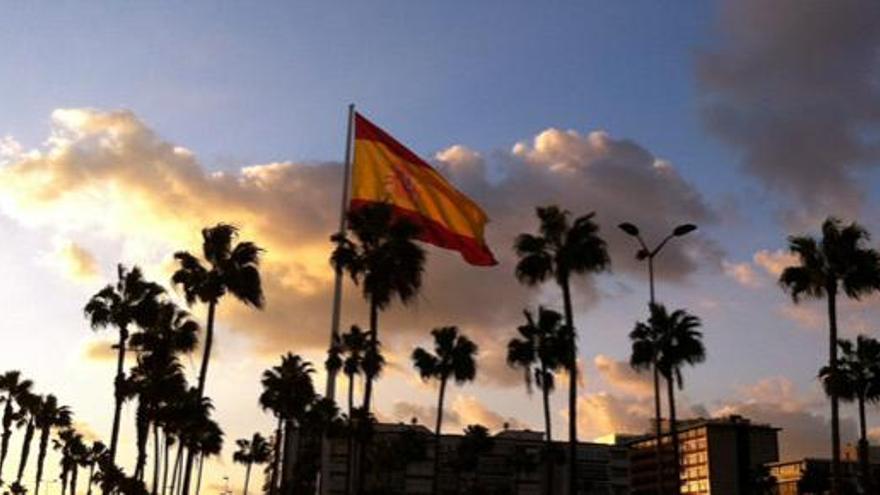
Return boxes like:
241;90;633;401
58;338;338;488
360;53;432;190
514;205;610;495
507;306;567;495
0;371;33;484
259;354;316;495
234;433;271;495
411;326;478;495
34;395;72;495
84;264;165;463
172;223;264;495
192;418;223;495
331;203;425;415
629;303;667;490
779;217;880;493
650;304;705;495
14;391;41;487
84;441;106;495
54;428;84;495
820;335;880;492
454;425;494;492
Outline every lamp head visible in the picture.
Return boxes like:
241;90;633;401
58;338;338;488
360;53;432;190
673;224;697;237
618;222;640;237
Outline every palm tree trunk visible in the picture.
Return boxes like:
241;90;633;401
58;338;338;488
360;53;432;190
541;367;554;495
858;394;870;493
153;424;161;495
71;464;79;495
827;287;841;495
170;441;184;495
109;327;128;464
87;463;95;495
345;373;355;495
243;462;252;495
356;299;379;495
653;364;665;495
61;466;69;495
135;407;149;481
35;427;50;495
0;399;14;483
182;300;217;495
432;376;448;495
269;418;283;495
163;435;171;495
195;454;204;495
666;374;681;495
560;278;577;495
16;418;35;484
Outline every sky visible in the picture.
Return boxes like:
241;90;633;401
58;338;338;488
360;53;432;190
2;0;880;493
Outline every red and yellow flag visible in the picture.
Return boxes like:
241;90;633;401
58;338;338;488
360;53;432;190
351;112;497;266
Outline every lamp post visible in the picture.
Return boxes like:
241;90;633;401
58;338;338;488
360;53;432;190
618;222;696;495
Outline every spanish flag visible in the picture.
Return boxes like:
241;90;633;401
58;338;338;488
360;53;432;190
351;112;497;266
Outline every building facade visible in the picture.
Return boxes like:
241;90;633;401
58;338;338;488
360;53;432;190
629;415;780;495
322;422;630;494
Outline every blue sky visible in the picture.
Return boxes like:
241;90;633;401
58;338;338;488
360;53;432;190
2;1;880;492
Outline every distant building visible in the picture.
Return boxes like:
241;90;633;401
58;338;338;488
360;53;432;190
322;421;630;494
628;415;780;495
768;457;880;494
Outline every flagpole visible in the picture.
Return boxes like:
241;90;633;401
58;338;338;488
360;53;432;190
319;103;355;495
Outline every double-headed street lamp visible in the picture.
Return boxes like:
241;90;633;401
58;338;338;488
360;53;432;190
618;221;697;495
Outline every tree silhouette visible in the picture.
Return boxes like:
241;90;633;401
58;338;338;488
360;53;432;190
412;326;478;495
14;391;41;487
234;433;272;495
259;354;316;495
454;425;494;492
820;335;880;492
780;217;880;493
507;307;567;494
650;304;705;495
0;371;33;485
514;205;609;495
85;264;165;464
172;223;264;495
34;394;72;495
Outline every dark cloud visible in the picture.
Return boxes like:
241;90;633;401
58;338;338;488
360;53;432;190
698;0;880;223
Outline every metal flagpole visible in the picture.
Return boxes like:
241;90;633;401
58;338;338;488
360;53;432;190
319;103;355;495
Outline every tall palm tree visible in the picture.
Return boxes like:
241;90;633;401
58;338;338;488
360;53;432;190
172;223;264;495
820;335;880;492
514;205;610;495
259;354;316;495
779;217;880;493
650;304;705;495
84;441;106;495
507;306;567;495
192;418;223;495
331;203;426;415
233;433;271;495
411;326;478;495
85;264;165;463
14;391;41;487
34;395;72;495
54;428;84;495
0;371;33;484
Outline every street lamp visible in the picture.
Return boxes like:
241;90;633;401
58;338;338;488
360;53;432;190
618;222;697;305
618;221;696;495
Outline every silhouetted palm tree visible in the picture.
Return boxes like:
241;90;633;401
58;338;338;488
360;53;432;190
332;203;425;415
629;302;666;488
412;326;478;495
14;391;41;487
780;217;880;493
54;428;84;495
820;335;880;492
652;304;705;495
192;418;223;495
172;223;264;495
507;306;567;495
0;371;33;484
84;441;106;495
34;395;72;495
514;205;609;495
85;264;165;463
259;354;316;495
234;433;271;495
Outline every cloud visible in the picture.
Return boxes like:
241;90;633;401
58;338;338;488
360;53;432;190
712;376;856;459
594;354;653;398
44;238;100;283
81;338;118;362
0;108;721;358
722;260;761;288
573;393;653;441
698;0;880;224
386;395;527;433
778;304;825;331
753;249;798;278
